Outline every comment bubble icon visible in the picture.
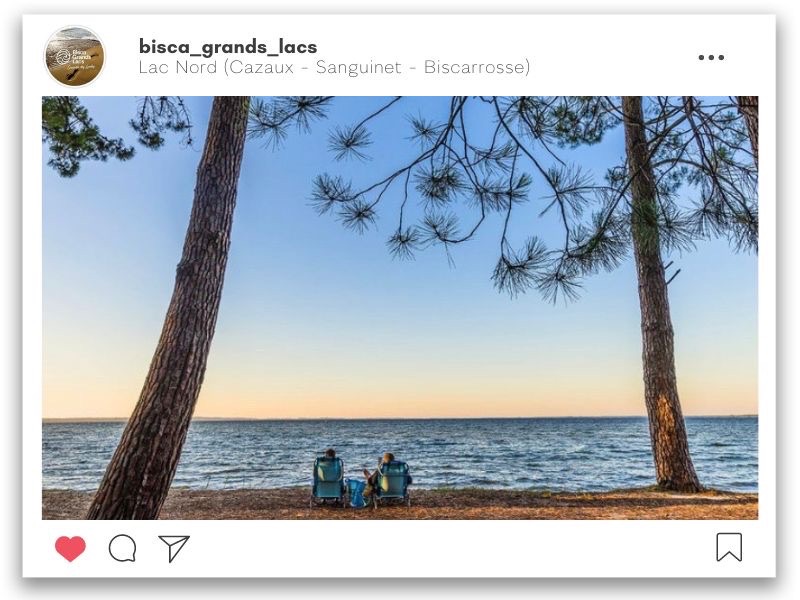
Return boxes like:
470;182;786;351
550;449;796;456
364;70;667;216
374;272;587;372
108;534;137;562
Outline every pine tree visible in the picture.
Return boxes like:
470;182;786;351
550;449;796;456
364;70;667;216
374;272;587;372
737;96;759;168
308;96;757;491
42;95;756;516
43;95;330;518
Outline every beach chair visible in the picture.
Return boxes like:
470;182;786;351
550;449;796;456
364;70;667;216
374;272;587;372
373;460;412;508
310;456;346;507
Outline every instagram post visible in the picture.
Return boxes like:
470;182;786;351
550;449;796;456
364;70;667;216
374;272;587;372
22;14;775;578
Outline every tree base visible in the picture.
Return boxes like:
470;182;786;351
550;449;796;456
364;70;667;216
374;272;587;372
656;479;703;493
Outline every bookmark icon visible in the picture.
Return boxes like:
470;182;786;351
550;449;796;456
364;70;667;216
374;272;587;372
158;535;190;563
716;533;742;562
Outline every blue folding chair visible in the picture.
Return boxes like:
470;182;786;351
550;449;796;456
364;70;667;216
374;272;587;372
309;456;346;507
374;461;412;508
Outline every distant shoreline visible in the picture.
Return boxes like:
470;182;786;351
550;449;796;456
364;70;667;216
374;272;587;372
43;414;758;424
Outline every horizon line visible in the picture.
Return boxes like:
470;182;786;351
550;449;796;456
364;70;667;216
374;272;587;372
43;414;758;423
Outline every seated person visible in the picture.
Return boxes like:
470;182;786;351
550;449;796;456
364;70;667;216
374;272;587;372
323;447;336;459
362;452;412;495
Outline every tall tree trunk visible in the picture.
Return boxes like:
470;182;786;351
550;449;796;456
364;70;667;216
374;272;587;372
737;96;759;168
87;96;251;519
621;96;701;492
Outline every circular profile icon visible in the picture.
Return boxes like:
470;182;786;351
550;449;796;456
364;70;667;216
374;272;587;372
44;26;104;86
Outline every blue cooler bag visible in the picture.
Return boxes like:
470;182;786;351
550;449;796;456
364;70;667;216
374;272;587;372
346;478;368;508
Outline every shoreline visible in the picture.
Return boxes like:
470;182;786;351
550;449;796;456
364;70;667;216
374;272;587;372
42;414;758;424
43;487;758;520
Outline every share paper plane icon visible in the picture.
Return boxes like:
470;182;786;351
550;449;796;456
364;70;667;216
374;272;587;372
158;535;190;563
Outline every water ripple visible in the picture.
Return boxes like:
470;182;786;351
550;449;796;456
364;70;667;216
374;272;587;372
42;417;758;493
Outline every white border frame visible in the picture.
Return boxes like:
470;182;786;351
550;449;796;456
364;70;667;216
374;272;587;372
22;14;776;578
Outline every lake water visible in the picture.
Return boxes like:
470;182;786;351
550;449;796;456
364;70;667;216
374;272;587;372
42;417;757;492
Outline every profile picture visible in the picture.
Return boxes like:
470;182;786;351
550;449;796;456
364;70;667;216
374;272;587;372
44;26;104;86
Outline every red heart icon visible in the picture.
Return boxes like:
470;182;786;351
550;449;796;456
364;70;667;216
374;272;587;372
55;536;86;562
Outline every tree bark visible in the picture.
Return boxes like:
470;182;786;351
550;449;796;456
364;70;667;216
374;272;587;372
737;96;759;168
621;96;702;492
87;96;251;519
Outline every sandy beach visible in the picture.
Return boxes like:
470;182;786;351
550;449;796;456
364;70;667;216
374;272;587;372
43;487;757;520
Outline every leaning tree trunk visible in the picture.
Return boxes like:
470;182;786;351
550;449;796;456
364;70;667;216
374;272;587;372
87;96;251;519
737;96;759;168
621;96;701;492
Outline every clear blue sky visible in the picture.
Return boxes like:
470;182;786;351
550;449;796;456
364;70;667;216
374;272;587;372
42;97;757;418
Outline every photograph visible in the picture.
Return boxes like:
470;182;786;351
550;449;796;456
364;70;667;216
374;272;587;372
41;95;759;521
